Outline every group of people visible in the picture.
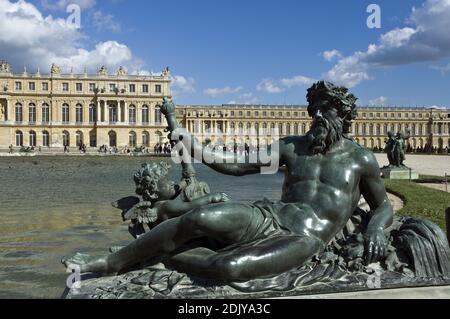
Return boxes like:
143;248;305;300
78;144;88;154
206;142;266;156
99;145;119;154
154;142;172;155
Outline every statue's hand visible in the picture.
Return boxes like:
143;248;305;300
160;98;176;115
363;227;387;265
209;193;230;203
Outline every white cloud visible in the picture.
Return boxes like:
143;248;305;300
325;0;450;87
280;75;316;88
321;49;343;61
368;96;388;106
257;75;315;94
204;86;243;97
256;79;285;94
92;10;121;33
234;92;259;104
430;63;450;73
41;0;96;10
171;75;195;95
0;0;142;73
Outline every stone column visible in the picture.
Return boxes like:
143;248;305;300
36;100;42;124
97;101;101;123
6;99;12;123
70;102;77;125
104;101;109;124
136;103;141;125
84;102;89;124
117;101;122;123
124;101;129;124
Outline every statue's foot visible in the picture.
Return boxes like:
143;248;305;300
62;253;110;275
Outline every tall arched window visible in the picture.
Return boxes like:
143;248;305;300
62;131;70;147
155;107;162;124
262;123;267;135
142;131;150;147
230;122;235;134
62;104;70;123
238;122;243;135
142;105;149;124
294;123;299;135
89;104;96;123
15;130;23;146
302;123;306;135
76;131;83;147
129;105;136;124
42;131;50;147
129;131;137;147
376;125;381;136
109;105;117;124
286;123;291;135
362;124;367;136
42;104;49;124
278;123;283;135
29;103;36;123
29;131;37;147
15;103;23;123
369;124;374;136
255;123;259;136
76;104;83;123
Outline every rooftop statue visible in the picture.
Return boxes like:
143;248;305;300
50;63;61;76
98;65;108;76
116;66;128;76
0;61;11;74
63;81;449;298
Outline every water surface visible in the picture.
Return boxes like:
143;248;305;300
0;156;283;298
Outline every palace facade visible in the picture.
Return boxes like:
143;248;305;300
0;61;171;150
1;61;449;151
176;104;450;151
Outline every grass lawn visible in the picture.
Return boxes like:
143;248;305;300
384;179;450;232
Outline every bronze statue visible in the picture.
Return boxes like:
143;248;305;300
385;129;411;167
63;81;395;281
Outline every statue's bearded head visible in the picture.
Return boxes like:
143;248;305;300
306;81;358;154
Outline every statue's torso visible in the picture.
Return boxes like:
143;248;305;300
278;137;365;243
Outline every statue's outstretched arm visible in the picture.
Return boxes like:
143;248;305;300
173;130;284;176
358;150;394;264
161;98;284;176
159;193;230;219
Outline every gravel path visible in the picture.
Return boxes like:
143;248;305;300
374;154;450;176
419;183;450;193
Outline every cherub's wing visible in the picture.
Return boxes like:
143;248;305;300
124;205;158;224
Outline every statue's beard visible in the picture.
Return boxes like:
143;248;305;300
308;115;344;154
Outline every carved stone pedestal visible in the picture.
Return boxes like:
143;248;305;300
381;166;419;180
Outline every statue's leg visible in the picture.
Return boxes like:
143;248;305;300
167;234;323;282
74;203;257;274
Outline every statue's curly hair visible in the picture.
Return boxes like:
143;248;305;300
306;81;358;134
134;161;171;201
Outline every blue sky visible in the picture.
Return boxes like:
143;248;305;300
1;0;450;107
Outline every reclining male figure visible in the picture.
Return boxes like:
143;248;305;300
63;81;393;282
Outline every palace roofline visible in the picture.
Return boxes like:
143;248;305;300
179;104;450;111
0;73;169;80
